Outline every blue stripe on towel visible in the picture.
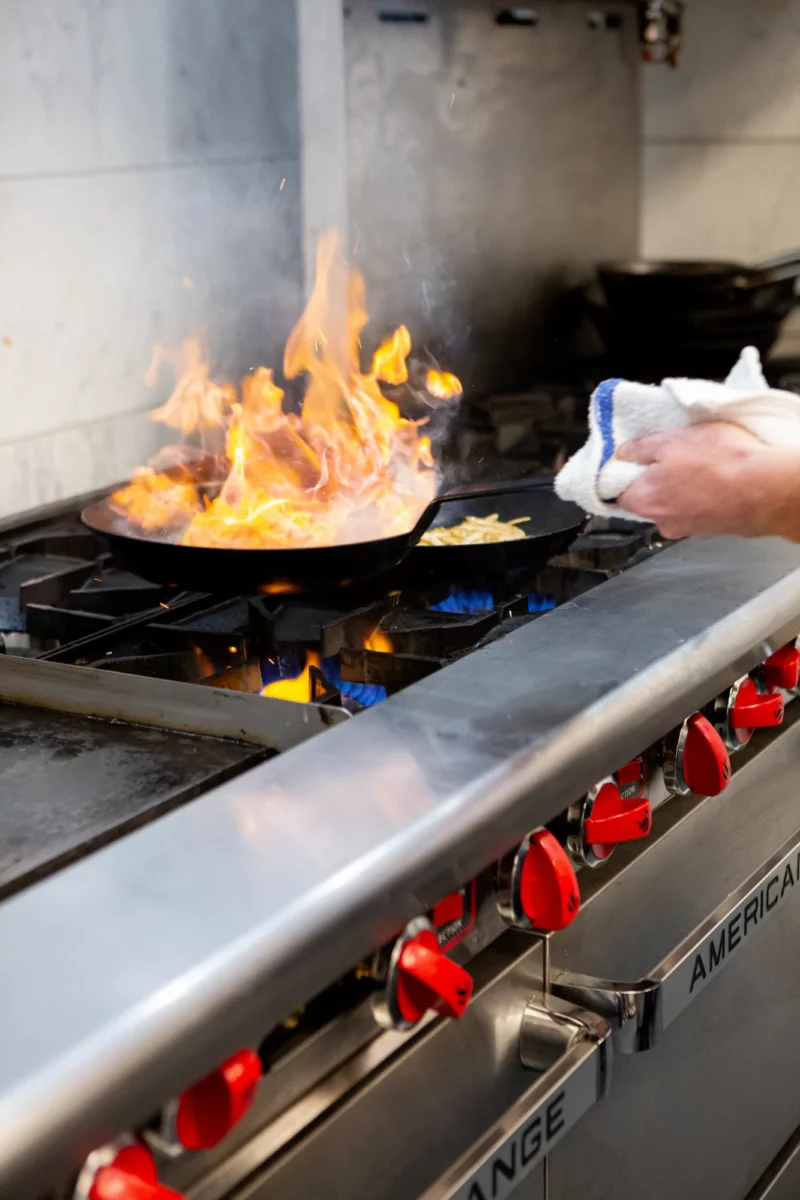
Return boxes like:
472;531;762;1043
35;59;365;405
593;377;624;505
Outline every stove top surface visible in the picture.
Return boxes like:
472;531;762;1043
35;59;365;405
0;498;663;707
0;702;263;901
0;493;666;894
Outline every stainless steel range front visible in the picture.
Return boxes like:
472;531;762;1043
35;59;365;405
2;496;800;1200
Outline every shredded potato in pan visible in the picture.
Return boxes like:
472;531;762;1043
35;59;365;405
419;514;531;547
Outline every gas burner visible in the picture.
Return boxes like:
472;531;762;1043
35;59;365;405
456;384;592;480
0;498;667;713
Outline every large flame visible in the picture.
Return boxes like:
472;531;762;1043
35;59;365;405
112;233;461;550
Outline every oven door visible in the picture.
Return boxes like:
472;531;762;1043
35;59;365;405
543;713;800;1200
208;715;800;1200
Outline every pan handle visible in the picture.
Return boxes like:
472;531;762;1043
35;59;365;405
753;247;800;273
409;476;557;540
737;248;800;289
436;476;556;505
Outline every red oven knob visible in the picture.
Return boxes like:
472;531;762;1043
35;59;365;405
715;676;784;751
663;713;731;797
374;918;473;1031
568;780;651;868
731;679;784;731
764;644;800;692
497;829;581;932
87;1145;183;1200
175;1049;263;1151
91;1172;183;1200
584;783;651;849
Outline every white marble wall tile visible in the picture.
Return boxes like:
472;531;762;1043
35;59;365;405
0;0;298;177
642;142;800;261
0;408;166;519
0;160;303;444
0;0;302;521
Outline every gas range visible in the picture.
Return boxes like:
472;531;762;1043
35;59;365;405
0;493;658;906
4;496;800;1200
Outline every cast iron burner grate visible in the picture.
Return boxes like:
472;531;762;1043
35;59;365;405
0;501;667;712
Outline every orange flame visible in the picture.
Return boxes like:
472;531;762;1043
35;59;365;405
371;325;412;386
425;369;463;401
365;628;393;653
260;652;321;701
192;644;216;679
111;233;460;550
260;581;301;596
112;469;200;535
146;338;235;435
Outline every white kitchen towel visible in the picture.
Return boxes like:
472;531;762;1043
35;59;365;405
555;346;800;520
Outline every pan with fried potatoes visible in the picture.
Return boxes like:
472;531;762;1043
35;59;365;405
406;480;585;585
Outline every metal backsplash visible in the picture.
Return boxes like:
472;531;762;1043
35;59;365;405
341;0;640;394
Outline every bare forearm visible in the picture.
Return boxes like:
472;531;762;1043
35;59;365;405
751;450;800;542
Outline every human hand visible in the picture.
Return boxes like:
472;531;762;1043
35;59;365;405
616;423;800;541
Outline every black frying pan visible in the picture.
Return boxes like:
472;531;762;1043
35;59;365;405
598;248;800;311
405;480;583;583
81;478;584;595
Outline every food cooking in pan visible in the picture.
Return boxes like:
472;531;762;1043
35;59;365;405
418;514;531;546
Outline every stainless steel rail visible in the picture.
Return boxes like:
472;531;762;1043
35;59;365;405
0;653;348;751
3;536;800;1197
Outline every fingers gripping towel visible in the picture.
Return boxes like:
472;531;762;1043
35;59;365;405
554;347;800;520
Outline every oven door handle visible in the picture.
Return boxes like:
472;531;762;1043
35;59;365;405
417;994;612;1200
552;824;800;1054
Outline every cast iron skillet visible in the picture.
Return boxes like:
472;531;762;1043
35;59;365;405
82;478;585;595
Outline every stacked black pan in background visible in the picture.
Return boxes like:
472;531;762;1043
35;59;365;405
588;249;800;380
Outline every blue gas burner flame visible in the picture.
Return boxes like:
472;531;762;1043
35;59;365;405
261;653;387;708
322;657;387;708
340;680;388;708
527;593;557;614
430;589;495;615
